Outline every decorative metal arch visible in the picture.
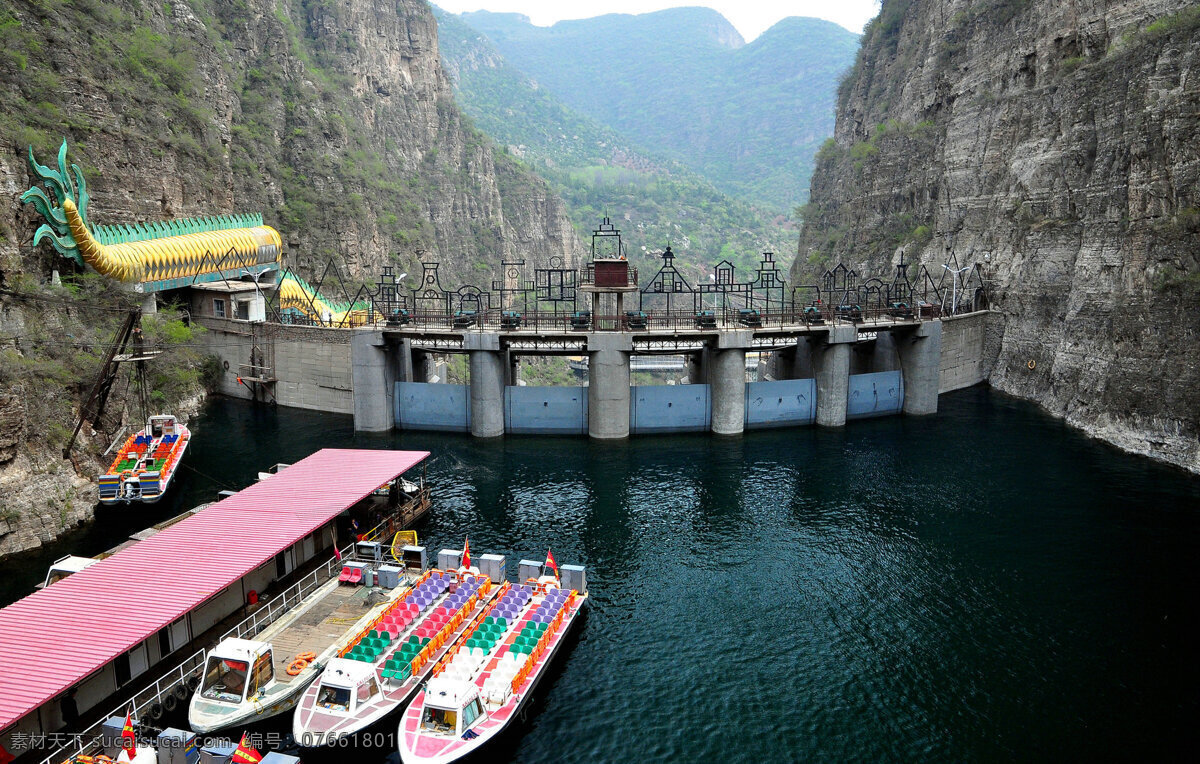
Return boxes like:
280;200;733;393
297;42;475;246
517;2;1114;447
745;252;787;313
492;259;535;313
822;263;859;307
639;245;693;313
534;256;579;313
413;259;451;315
453;284;491;314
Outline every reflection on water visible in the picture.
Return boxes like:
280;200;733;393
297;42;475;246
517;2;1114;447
3;387;1198;760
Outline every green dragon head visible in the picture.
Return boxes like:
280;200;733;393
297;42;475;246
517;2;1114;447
20;140;90;266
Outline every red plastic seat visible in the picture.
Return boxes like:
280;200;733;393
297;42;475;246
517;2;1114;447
349;568;363;585
339;566;353;583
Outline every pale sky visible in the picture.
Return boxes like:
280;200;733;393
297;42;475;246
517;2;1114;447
433;1;881;39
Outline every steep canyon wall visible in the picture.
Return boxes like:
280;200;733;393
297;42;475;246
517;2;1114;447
794;0;1200;471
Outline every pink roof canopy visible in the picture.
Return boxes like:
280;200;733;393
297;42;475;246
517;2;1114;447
0;448;429;732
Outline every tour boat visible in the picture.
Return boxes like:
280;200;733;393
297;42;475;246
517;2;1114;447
98;415;190;504
396;574;587;764
188;564;417;733
292;568;500;746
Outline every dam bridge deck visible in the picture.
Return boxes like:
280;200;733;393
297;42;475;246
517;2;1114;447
380;311;923;354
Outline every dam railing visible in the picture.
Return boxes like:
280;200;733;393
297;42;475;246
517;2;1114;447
276;305;944;333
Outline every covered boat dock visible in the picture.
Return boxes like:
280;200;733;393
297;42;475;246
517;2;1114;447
0;448;429;757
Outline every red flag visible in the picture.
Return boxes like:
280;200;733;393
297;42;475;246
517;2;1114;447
544;549;559;579
231;733;263;764
461;537;471;570
121;711;137;760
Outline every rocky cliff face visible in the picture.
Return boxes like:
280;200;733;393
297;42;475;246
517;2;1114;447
794;0;1200;472
0;0;582;278
0;0;583;555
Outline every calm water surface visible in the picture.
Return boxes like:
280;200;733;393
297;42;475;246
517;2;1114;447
4;387;1198;760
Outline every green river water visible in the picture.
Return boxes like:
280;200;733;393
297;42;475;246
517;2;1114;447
3;387;1198;761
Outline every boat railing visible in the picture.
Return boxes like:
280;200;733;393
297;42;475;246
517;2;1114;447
219;553;346;643
38;647;207;764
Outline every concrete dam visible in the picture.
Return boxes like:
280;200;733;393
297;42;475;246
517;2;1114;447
191;217;994;438
194;310;992;438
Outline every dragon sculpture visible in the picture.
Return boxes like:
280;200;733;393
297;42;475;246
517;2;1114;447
21;141;281;289
277;272;372;327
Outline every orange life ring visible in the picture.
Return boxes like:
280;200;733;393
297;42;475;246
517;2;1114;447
287;658;310;675
296;651;317;662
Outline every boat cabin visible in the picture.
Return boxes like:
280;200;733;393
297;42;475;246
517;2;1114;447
312;658;380;715
199;638;274;706
38;555;99;589
419;677;487;738
146;414;179;439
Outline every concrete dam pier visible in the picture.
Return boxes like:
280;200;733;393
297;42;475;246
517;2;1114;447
344;314;979;438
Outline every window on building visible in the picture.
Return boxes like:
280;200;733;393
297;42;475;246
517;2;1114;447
235;300;250;320
213;298;226;318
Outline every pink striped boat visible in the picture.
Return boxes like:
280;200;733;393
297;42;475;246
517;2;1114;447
292;568;499;746
396;576;587;764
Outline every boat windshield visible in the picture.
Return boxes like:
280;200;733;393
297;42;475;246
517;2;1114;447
201;657;249;703
420;707;458;734
316;684;352;713
461;698;483;729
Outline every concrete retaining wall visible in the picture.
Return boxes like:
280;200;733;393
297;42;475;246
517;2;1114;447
939;311;992;393
630;385;711;433
846;371;904;420
505;386;588;435
744;379;817;429
195;318;353;414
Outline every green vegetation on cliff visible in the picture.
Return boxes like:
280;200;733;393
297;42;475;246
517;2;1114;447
0;275;212;457
0;0;576;288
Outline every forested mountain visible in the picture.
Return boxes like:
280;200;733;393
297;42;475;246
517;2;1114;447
433;6;793;279
458;7;860;210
